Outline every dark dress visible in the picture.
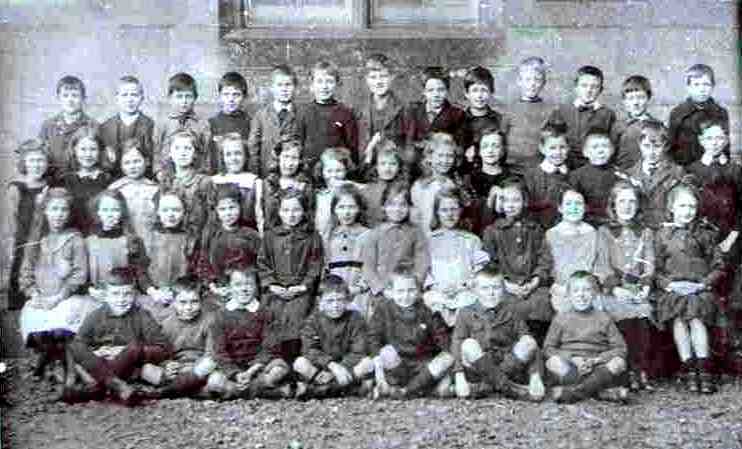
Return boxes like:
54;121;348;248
53;171;114;235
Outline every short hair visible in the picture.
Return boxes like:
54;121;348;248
168;72;198;98
172;274;202;298
463;66;494;93
518;57;547;76
330;183;368;228
15;139;50;176
271;64;298;85
102;267;138;287
314;147;355;187
539;120;568;145
685;64;715;86
120;138;150;166
575;65;604;90
430;187;464;231
639;120;669;147
218;71;248;95
365;53;395;74
318;274;350;299
388;265;419;288
225;266;260;287
118;75;144;95
605;180;641;222
582;128;612;149
213;182;243;208
88;189;131;233
622;75;652;99
311;60;341;83
698;118;729;136
475;266;504;282
56;75;86;98
67;125;105;171
568;270;600;289
421;67;450;90
477;127;508;166
215;132;247;174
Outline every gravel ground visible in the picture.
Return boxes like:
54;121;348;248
2;359;742;449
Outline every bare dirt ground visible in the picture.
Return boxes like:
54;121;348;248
2;358;742;449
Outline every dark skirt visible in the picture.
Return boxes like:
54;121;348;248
655;291;716;325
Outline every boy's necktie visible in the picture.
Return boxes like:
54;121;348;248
278;108;288;126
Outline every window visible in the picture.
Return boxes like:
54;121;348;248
371;0;480;27
244;0;354;27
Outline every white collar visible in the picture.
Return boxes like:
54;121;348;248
119;112;140;126
225;299;260;312
273;101;293;114
642;160;664;176
701;152;728;167
573;99;601;111
78;169;102;180
540;160;568;175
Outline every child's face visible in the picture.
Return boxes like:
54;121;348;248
222;140;246;174
583;135;614;166
671;190;698;226
279;146;301;177
384;193;410;223
622;90;649;118
216;197;241;229
334;194;360;227
388;276;419;309
479;133;504;166
431;144;456;176
568;277;596;313
169;89;196;115
45;198;71;232
75;137;100;170
121;149;147;179
169;136;196;169
575;74;602;104
229;271;258;306
173;290;201;321
687;75;713;103
311;70;337;103
105;284;137;317
423;78;448;110
377;153;400;181
219;86;245;115
465;82;491;111
98;196;123;231
271;73;296;104
157;195;185;229
540;136;568;167
58;86;84;115
366;68;393;98
518;69;545;100
318;291;349;320
323;158;347;186
500;187;525;219
436;197;461;230
639;132;667;165
116;82;143;115
699;125;728;157
475;275;505;309
559;191;586;224
24;151;49;180
279;197;304;228
614;188;639;222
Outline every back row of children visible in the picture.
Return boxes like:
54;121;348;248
2;54;740;404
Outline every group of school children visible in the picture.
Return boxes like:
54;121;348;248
2;52;741;407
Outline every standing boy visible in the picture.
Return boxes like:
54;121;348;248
610;75;658;171
209;72;251;173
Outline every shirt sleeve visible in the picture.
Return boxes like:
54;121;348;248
340;315;368;369
300;314;334;368
542;316;562;360
598;316;628;362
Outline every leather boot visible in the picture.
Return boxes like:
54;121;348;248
697;358;717;394
404;368;435;398
554;366;616;403
160;373;208;399
679;359;699;393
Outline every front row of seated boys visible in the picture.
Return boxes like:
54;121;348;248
58;264;628;405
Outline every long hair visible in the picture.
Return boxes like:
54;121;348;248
327;184;368;233
214;132;249;175
88;189;135;235
67;126;105;173
429;187;465;231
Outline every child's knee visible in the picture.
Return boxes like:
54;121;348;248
546;356;570;378
206;371;228;393
264;358;290;384
428;351;454;378
193;356;216;378
460;338;484;367
378;345;401;370
292;356;316;379
606;357;626;375
433;375;453;398
513;335;538;362
353;356;375;379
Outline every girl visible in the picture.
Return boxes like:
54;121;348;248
361;183;430;320
361;140;410;228
257;189;323;362
596;181;656;390
157;130;213;240
54;126;113;235
467;128;515;232
18;188;97;382
108;139;159;252
211;132;264;233
140;190;196;322
263;137;314;229
410;132;474;237
314;147;364;238
655;182;724;394
4;139;50;310
423;188;489;328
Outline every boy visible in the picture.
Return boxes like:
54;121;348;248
296;61;359;170
39;75;99;176
522;121;574;228
153;72;212;178
619;120;685;229
668;64;730;166
451;269;545;401
569;130;620;226
506;57;552;176
65;268;172;405
209;72;251;173
545;271;629;403
548;65;616;170
610;76;658;171
98;76;155;178
354;54;405;170
368;266;453;399
293;275;374;399
248;65;298;177
459;66;509;173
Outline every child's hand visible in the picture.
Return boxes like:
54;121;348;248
269;285;290;298
365;132;382;165
572;357;593;377
327;362;353;387
454;372;470;398
235;370;254;387
288;285;307;295
164;361;181;380
464;146;476;163
315;370;335;385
